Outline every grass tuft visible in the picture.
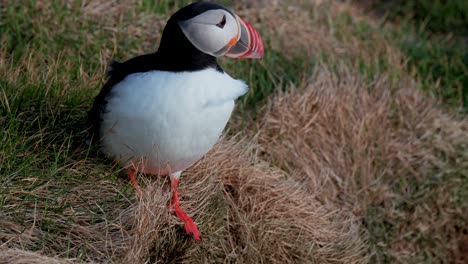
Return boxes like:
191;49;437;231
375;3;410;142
255;66;467;263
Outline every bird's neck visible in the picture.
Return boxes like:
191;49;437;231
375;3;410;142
155;20;222;72
155;46;219;72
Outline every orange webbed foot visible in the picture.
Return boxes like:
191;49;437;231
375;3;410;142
173;203;201;240
170;177;201;241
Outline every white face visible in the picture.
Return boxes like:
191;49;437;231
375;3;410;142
178;9;240;57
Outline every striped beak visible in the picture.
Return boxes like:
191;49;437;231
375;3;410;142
225;16;264;59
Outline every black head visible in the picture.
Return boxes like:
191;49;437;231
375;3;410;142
156;1;264;71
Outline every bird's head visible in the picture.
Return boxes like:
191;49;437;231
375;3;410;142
159;2;264;60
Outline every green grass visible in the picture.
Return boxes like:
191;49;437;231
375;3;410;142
394;26;468;109
364;0;468;35
357;0;468;109
224;51;315;113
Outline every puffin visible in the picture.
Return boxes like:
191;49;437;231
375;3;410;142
86;2;264;240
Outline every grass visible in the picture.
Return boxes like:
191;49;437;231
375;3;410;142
394;23;468;110
1;0;467;263
359;0;468;35
355;0;468;109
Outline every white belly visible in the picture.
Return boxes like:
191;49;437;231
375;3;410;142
99;68;247;174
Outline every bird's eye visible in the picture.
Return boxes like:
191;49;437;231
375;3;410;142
216;15;226;28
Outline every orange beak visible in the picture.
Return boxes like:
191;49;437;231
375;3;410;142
225;16;264;59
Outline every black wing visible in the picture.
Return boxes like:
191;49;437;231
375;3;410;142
86;53;158;145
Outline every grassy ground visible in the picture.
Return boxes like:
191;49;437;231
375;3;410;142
1;0;467;263
355;0;468;109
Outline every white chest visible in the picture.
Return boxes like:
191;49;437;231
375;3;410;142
99;68;247;174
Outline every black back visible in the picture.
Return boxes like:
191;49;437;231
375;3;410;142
86;2;229;143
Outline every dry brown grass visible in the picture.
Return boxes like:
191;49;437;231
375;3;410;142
244;1;403;70
0;138;368;263
120;139;367;263
254;66;468;262
0;248;74;264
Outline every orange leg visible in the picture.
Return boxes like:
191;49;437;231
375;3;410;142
127;168;142;195
170;175;201;241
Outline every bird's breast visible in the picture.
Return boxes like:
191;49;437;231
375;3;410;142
99;68;247;174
